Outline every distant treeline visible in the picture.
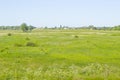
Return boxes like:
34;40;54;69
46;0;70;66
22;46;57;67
0;23;36;32
0;25;36;30
0;26;20;30
0;24;120;31
42;25;120;30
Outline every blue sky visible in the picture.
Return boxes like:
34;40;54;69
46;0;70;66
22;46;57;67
0;0;120;27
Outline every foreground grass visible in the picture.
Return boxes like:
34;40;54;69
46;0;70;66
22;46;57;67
0;30;120;80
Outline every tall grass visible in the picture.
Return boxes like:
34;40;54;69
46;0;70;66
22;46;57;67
0;30;120;79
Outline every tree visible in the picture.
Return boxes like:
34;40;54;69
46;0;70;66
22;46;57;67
88;25;96;30
20;23;29;32
28;25;36;32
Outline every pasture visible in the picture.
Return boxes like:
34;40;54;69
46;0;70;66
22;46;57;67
0;29;120;80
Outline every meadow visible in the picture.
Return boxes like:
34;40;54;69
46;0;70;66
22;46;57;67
0;29;120;80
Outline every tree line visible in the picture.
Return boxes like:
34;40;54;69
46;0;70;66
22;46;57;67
41;25;120;31
0;23;120;31
0;23;36;32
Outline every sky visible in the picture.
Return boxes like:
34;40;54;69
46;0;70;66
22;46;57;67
0;0;120;27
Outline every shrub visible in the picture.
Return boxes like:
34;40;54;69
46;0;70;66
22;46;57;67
26;42;37;47
14;43;23;47
7;33;12;36
1;49;5;52
74;35;79;38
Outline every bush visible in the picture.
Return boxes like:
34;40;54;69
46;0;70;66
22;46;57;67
74;35;79;38
14;43;23;47
26;42;37;47
7;33;12;36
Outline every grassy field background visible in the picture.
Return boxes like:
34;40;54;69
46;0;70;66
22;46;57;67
0;29;120;80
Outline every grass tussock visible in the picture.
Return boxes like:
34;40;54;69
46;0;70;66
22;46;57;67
7;33;12;36
14;43;23;47
26;42;37;47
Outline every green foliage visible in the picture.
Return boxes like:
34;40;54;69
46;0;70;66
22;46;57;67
7;33;12;36
20;23;36;32
74;35;79;38
0;26;20;30
29;25;36;32
20;23;29;32
26;42;37;47
14;43;23;47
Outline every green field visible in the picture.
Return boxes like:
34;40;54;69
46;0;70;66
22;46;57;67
0;29;120;80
